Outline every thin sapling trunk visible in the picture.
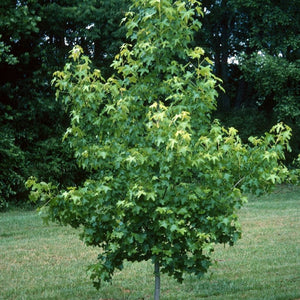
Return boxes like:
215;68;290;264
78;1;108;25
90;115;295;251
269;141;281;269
154;260;160;300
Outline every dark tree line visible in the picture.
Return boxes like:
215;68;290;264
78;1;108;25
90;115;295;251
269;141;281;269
0;0;299;209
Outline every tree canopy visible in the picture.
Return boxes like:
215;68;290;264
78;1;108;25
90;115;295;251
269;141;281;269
27;1;294;298
1;0;299;210
0;0;129;208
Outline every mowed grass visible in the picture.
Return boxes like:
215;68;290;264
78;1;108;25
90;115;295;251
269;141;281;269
0;185;299;300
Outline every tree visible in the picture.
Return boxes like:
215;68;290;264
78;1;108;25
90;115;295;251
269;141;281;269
0;0;41;208
233;0;300;161
36;0;130;75
27;0;293;298
240;53;300;160
196;0;300;161
0;0;130;207
198;0;299;108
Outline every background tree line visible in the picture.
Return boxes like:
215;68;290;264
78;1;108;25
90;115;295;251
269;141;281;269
0;0;299;209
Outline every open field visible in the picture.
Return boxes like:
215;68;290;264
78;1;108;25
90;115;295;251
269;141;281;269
0;185;299;299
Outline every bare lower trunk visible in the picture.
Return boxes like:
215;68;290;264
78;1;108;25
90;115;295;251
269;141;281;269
154;261;160;300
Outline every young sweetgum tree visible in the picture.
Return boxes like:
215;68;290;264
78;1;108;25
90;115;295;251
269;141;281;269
27;0;292;298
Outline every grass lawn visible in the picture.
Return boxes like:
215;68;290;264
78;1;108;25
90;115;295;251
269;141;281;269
0;185;299;300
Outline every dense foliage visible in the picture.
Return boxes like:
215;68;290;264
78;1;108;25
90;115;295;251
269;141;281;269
200;0;300;158
1;0;299;209
0;0;129;208
27;1;293;297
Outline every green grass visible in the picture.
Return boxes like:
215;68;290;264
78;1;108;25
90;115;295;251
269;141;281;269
0;185;299;300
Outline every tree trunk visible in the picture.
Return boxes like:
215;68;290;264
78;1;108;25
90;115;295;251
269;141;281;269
235;78;246;108
154;261;160;300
